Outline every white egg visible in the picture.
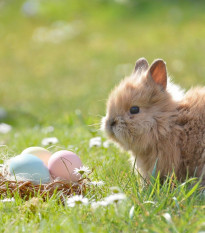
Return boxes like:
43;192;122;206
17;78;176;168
21;147;51;165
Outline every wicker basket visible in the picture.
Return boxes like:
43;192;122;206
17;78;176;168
0;172;87;201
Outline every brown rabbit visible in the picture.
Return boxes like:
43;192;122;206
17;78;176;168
102;58;205;185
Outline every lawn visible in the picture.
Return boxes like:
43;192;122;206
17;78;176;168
0;0;205;232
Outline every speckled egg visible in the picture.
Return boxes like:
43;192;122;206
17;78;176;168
9;154;50;184
48;150;82;182
21;147;51;165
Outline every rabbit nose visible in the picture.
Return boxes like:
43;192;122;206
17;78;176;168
110;119;116;127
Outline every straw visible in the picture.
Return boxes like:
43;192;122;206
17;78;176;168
0;172;87;201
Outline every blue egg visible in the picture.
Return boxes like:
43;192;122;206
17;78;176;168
9;154;50;184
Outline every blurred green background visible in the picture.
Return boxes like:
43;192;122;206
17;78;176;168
0;0;205;128
0;2;205;232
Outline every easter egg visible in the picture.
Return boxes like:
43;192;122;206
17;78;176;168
48;150;82;182
21;147;51;165
9;154;50;184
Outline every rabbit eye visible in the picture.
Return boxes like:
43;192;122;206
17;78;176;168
130;106;140;114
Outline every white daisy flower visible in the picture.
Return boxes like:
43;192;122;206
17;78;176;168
91;200;109;209
67;195;88;207
0;123;12;134
41;137;58;146
89;137;101;148
104;193;126;204
89;181;105;186
73;166;91;175
110;186;121;194
0;197;15;203
91;192;126;210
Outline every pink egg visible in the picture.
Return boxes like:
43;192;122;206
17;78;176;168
48;150;82;182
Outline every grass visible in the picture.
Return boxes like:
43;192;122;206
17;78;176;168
0;0;205;232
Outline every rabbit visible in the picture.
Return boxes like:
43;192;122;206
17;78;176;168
102;57;205;185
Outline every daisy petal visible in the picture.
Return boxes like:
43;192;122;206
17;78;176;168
41;137;59;146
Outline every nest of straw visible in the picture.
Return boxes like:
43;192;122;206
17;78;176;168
0;172;87;201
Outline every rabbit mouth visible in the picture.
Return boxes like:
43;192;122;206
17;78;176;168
104;117;127;142
103;117;133;151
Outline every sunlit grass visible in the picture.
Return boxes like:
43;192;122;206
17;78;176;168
0;0;205;232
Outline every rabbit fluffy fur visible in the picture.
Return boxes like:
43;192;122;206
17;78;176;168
102;58;205;185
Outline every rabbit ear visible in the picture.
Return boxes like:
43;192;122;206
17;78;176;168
134;57;149;74
148;59;167;89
